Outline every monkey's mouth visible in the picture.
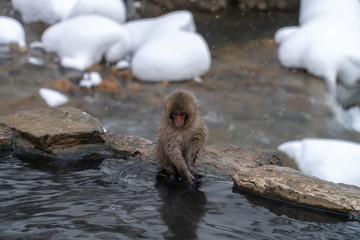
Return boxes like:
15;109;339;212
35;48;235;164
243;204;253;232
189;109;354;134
175;122;184;128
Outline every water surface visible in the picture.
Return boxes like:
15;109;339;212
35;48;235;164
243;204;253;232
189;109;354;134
1;157;359;240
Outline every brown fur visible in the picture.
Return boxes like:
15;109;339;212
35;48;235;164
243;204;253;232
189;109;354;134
155;89;208;182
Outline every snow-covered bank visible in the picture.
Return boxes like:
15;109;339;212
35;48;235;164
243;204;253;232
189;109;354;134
278;138;360;187
275;0;360;97
41;15;131;71
11;0;126;24
275;0;360;133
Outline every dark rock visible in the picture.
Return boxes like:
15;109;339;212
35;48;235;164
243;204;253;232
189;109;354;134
106;132;155;161
0;124;12;157
0;124;12;148
130;0;298;19
132;0;228;18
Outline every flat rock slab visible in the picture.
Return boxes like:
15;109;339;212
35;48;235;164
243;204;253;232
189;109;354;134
233;165;360;220
0;106;105;152
106;133;155;161
0;107;110;161
197;145;283;177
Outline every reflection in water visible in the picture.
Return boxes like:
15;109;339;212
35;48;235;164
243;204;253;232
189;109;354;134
155;174;207;240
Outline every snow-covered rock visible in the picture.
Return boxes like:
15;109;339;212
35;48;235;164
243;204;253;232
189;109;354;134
79;72;102;88
39;88;69;107
131;31;211;82
275;0;360;97
124;10;196;54
124;10;210;82
12;0;77;24
278;138;360;186
41;15;130;71
12;0;126;24
0;16;26;47
68;0;126;23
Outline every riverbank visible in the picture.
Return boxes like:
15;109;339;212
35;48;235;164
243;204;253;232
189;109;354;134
0;106;359;220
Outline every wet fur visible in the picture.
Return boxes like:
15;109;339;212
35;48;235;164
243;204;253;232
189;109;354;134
155;90;208;182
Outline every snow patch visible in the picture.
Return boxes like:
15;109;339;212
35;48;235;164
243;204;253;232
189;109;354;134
0;16;26;47
11;0;126;24
39;88;69;107
79;72;102;88
125;10;210;82
68;0;126;23
41;15;130;71
278;138;360;187
12;0;77;24
131;31;210;82
275;0;360;97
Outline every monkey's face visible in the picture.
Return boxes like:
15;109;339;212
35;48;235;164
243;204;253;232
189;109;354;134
171;111;187;128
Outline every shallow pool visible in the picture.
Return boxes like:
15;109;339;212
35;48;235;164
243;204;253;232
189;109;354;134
1;157;359;240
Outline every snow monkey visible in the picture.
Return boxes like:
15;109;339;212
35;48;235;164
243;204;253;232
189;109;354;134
155;89;208;182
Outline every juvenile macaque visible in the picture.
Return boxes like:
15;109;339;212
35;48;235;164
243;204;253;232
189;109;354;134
155;89;208;182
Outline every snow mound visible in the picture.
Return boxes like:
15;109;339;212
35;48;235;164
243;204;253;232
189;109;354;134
275;0;360;96
41;15;130;71
0;16;26;47
131;31;211;82
278;138;360;187
68;0;126;23
39;88;69;107
12;0;77;24
79;72;102;88
11;0;126;24
124;10;210;82
124;10;196;54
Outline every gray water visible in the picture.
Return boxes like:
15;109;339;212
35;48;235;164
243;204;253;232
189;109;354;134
1;156;359;240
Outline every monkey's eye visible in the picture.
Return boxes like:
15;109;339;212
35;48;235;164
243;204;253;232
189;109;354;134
179;112;187;117
172;112;187;118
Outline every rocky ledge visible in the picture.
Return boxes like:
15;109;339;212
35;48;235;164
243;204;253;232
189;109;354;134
0;106;359;221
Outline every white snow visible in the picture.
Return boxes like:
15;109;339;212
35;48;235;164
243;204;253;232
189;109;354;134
131;31;211;82
275;0;360;97
79;72;102;88
41;15;130;71
346;106;360;132
11;0;126;24
124;10;210;82
39;88;69;107
116;59;130;69
11;2;210;81
0;16;26;47
68;0;126;23
124;10;196;54
12;0;77;24
28;57;43;66
278;138;360;187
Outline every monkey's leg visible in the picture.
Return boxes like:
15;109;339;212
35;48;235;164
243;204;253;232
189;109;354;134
186;137;204;173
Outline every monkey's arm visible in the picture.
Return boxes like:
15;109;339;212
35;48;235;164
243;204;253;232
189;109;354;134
166;141;195;181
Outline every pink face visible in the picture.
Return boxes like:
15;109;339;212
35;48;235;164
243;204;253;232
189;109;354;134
172;111;187;128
